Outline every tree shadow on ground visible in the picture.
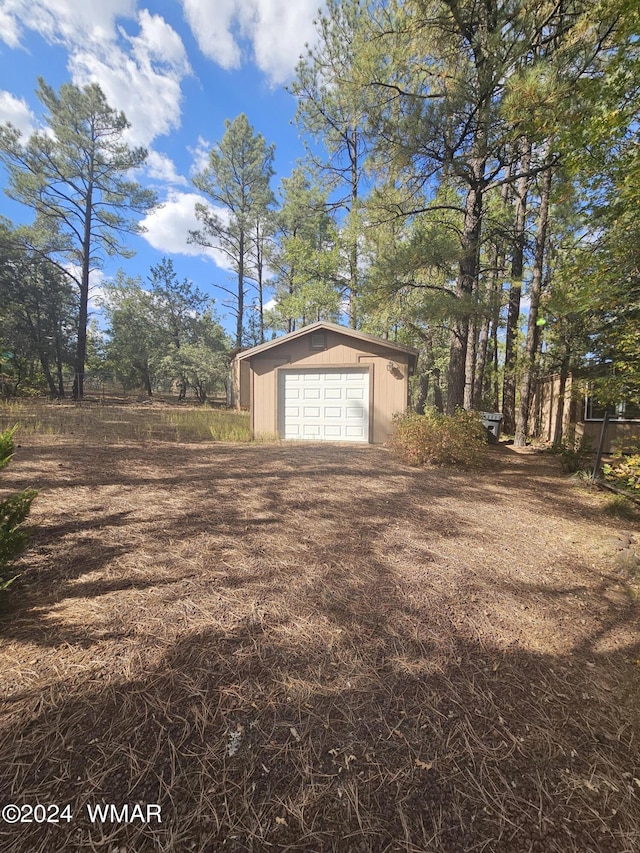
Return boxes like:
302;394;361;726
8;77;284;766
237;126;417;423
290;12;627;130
0;546;638;853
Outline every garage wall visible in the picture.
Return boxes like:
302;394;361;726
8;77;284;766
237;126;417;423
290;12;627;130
248;329;410;443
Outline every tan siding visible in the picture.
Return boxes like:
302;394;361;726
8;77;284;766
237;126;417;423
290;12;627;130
576;420;640;454
358;356;409;443
252;358;286;437
248;329;411;442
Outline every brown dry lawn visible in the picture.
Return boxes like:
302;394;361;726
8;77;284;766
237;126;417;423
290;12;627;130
1;428;639;852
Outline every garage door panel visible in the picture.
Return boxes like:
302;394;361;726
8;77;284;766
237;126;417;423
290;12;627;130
346;425;366;438
346;388;364;400
324;387;342;399
280;369;369;442
346;406;364;419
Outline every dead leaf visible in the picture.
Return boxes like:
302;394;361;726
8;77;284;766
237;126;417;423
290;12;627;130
275;817;288;827
415;758;434;770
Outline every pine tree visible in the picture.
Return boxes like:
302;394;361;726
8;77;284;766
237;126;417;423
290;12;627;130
0;78;157;399
190;114;275;348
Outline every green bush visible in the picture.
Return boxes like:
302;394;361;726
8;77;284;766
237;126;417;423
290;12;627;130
552;434;593;473
0;426;37;594
388;408;488;467
602;452;640;494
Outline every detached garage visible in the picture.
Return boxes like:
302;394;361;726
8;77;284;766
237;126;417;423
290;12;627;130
234;322;419;444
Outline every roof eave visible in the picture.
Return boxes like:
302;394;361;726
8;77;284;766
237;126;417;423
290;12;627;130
236;321;420;365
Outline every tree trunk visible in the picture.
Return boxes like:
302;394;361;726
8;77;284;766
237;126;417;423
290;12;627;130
73;177;94;400
474;176;510;410
502;143;531;432
464;302;477;411
514;157;552;446
553;361;569;447
236;230;245;348
39;353;58;397
255;220;265;344
433;368;443;413
414;372;429;414
447;174;483;413
55;333;65;398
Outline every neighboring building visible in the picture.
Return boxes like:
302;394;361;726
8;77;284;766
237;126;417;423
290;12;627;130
233;321;419;444
531;373;640;453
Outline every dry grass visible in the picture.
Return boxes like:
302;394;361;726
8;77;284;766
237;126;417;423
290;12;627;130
0;407;639;852
0;398;251;443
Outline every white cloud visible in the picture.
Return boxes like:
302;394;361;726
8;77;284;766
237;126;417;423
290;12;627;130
0;7;22;48
180;0;322;85
69;10;191;148
145;150;188;186
0;91;37;137
2;2;190;149
140;190;233;271
129;9;189;74
189;136;212;176
0;0;136;49
181;0;241;70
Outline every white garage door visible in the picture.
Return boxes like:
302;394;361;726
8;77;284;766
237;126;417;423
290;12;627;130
279;368;370;442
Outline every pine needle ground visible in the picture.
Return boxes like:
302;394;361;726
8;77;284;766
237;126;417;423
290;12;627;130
0;404;639;852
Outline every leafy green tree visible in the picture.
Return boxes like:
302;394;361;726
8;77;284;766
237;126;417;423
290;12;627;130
0;221;76;397
103;259;230;401
0;427;37;596
553;0;640;405
344;0;621;414
101;272;158;395
190;114;275;348
0;78;158;399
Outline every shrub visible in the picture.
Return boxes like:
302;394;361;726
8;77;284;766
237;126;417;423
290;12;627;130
551;434;593;474
602;452;640;494
388;408;488;467
0;426;37;594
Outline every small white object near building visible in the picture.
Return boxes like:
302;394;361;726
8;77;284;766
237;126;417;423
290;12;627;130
233;322;419;444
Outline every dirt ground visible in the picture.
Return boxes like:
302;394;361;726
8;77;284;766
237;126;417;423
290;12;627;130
0;435;639;852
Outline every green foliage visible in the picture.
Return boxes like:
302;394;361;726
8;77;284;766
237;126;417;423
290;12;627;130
0;424;18;470
388;408;487;467
0;426;36;593
0;77;158;399
102;261;231;401
603;452;640;494
551;435;593;474
268;167;342;332
0;221;76;397
190;113;275;348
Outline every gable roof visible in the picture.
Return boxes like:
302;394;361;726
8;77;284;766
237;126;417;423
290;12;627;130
236;321;419;368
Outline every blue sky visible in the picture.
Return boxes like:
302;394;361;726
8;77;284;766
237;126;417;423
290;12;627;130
0;0;326;333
